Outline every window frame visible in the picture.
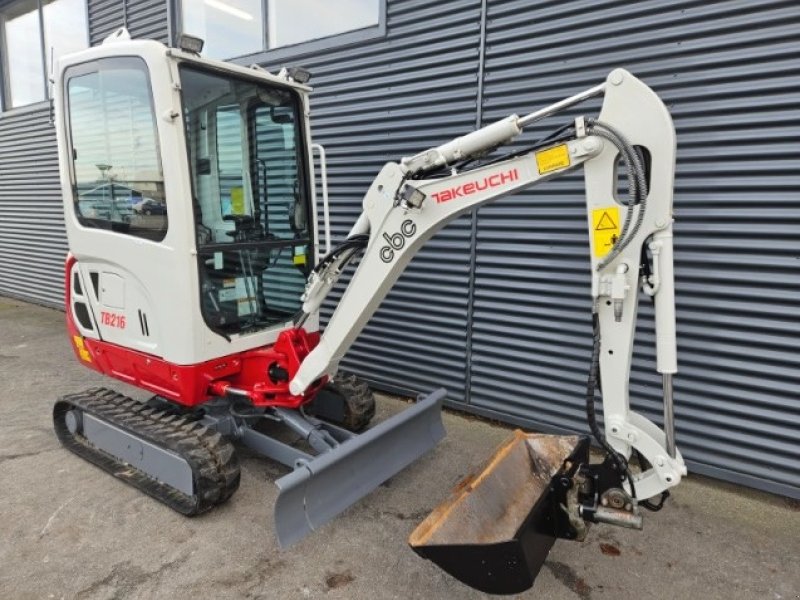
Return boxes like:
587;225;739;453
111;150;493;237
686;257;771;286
177;62;316;336
178;62;314;252
63;56;169;241
0;0;90;114
173;0;387;64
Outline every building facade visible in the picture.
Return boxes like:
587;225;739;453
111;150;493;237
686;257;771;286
0;0;798;499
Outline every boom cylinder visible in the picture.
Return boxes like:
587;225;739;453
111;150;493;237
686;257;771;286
401;116;522;174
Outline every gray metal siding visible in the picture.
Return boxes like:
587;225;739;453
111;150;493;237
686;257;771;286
260;0;484;401
472;0;800;498
89;0;169;45
0;105;65;307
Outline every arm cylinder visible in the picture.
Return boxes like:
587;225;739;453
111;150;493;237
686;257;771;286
653;228;678;375
401;116;522;174
653;227;678;458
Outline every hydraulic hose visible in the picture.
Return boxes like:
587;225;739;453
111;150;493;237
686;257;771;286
585;312;638;500
586;120;649;270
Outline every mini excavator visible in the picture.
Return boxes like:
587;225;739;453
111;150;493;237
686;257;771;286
52;29;686;594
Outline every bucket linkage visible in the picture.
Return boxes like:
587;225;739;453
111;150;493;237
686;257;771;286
410;430;641;595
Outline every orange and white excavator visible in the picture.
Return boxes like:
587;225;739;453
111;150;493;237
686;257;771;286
52;29;685;594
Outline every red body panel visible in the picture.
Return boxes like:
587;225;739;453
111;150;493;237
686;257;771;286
65;255;325;408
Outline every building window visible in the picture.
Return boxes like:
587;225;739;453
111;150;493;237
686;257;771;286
66;58;168;241
267;0;380;49
0;0;89;110
180;0;382;60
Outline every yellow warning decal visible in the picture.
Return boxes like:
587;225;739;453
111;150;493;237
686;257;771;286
72;335;92;363
591;206;621;258
230;187;245;214
293;245;306;266
535;144;571;174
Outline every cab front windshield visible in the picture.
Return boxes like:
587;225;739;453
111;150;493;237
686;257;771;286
180;65;311;335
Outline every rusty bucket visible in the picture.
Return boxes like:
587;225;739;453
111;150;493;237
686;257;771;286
409;431;589;595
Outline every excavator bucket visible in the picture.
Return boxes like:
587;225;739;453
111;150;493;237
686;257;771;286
409;431;590;595
274;388;447;547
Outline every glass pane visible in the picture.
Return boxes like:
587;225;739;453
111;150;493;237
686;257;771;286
43;0;89;74
180;65;311;333
268;0;379;48
182;0;262;59
181;66;308;244
3;0;45;107
67;58;167;240
216;106;245;217
254;105;304;239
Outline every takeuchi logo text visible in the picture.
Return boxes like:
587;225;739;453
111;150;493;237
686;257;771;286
431;168;519;204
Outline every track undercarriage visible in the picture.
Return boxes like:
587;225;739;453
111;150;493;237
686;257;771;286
53;374;446;546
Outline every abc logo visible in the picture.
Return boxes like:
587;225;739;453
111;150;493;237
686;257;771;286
380;219;417;263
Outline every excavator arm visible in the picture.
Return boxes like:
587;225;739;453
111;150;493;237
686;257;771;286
290;68;686;593
293;68;684;495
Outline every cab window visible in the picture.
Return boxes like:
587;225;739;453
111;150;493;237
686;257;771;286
66;57;167;240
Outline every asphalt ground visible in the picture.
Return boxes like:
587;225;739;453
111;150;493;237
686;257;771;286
1;296;798;599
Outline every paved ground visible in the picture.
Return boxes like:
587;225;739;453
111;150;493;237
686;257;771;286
1;296;798;600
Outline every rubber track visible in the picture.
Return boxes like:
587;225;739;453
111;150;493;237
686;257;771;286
328;372;376;432
54;388;240;515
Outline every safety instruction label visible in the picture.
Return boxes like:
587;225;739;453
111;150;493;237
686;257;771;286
535;144;571;174
591;206;621;258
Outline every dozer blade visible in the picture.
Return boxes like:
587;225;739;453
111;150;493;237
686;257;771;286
409;431;589;595
274;388;446;548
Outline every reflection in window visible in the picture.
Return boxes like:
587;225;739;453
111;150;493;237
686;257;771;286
1;0;88;109
181;0;263;60
268;0;379;49
180;0;381;59
67;58;167;241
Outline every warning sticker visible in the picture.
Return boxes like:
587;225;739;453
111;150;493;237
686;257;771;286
293;245;307;266
72;335;92;363
535;144;571;174
591;206;621;258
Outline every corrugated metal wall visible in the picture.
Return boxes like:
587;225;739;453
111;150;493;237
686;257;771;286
0;105;65;306
88;0;169;45
0;0;796;497
471;0;800;498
